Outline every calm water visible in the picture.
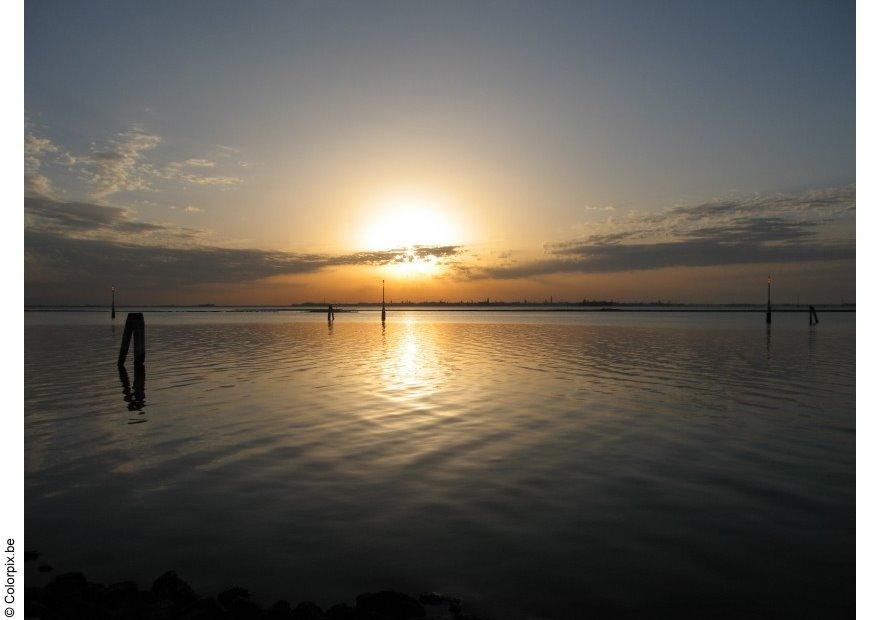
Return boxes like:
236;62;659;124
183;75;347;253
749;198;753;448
25;310;855;618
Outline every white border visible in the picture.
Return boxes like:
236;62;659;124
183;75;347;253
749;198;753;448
0;0;24;617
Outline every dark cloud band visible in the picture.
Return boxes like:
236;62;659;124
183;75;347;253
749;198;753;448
469;186;855;280
25;197;463;289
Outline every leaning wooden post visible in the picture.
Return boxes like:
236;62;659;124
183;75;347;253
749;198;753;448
809;305;819;325
118;312;146;366
381;279;386;323
111;286;116;320
766;275;772;324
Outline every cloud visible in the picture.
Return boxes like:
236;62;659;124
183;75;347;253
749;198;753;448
183;206;204;214
69;128;163;199
25;197;463;291
468;186;855;280
25;173;56;200
25;196;182;239
180;158;215;168
23;184;854;299
27;124;247;201
24;132;60;198
161;158;241;187
473;240;854;280
25;134;59;170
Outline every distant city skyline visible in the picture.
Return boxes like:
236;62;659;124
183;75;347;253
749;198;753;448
25;1;855;305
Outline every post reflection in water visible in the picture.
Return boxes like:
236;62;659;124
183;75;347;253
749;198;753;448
118;363;146;423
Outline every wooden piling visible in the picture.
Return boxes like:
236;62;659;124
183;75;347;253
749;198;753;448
111;286;116;320
766;275;772;324
809;305;819;325
118;363;146;410
381;279;386;323
118;312;146;366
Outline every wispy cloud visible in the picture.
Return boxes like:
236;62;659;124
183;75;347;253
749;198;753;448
69;128;163;199
24;133;60;198
25;124;247;201
161;158;241;187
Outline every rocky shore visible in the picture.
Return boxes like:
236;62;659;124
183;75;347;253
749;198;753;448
24;570;485;620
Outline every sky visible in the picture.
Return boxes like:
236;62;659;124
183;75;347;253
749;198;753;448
24;0;855;305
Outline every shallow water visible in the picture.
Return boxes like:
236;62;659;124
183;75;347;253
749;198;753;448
25;310;855;618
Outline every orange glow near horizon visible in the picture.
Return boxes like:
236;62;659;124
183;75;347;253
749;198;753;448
379;252;442;278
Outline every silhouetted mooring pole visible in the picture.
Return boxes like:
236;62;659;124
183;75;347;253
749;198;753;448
381;279;386;323
809;305;819;326
118;363;146;411
766;275;772;324
118;312;146;367
111;286;116;320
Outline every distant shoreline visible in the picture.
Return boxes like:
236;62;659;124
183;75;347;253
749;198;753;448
24;305;855;313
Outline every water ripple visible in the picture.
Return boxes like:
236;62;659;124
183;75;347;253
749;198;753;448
25;312;854;619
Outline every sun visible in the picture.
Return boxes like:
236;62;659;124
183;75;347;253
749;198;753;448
355;192;463;277
361;198;458;251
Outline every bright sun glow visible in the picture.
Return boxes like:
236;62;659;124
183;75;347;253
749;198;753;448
360;196;460;276
362;200;457;250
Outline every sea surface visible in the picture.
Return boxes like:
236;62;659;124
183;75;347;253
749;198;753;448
24;309;855;618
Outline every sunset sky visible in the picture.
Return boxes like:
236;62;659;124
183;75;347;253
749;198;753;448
24;0;855;305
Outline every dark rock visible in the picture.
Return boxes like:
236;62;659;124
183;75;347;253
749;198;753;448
290;600;324;619
24;587;49;620
177;596;229;620
152;570;197;607
102;581;158;619
356;590;426;619
217;587;263;619
418;592;443;606
233;600;266;619
42;572;106;617
24;566;476;620
325;603;355;619
267;599;293;618
44;571;101;600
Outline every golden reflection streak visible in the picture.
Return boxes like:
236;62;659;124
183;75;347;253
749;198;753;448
377;318;445;426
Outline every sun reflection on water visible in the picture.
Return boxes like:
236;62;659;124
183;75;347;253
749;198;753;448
378;318;444;418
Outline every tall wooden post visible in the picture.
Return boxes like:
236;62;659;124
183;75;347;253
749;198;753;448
381;279;386;323
118;312;146;366
766;275;772;324
111;286;116;320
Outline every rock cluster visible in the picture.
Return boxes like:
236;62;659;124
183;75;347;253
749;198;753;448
24;571;483;619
